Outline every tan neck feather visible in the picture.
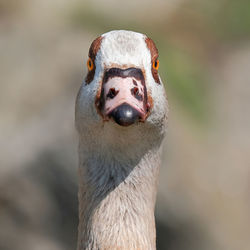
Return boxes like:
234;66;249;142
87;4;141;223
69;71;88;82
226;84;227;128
77;146;162;250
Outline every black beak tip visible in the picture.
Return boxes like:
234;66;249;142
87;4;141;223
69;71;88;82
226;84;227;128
109;103;141;126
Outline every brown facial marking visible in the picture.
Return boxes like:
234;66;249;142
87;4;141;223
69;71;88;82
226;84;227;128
106;88;119;99
95;80;104;119
131;87;143;101
85;36;103;84
133;79;138;86
146;93;154;115
145;37;160;84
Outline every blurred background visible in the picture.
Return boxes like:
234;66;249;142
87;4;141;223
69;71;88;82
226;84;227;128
0;0;250;249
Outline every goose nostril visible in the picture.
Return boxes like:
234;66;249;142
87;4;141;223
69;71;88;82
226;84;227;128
107;88;119;99
131;87;143;101
133;87;139;95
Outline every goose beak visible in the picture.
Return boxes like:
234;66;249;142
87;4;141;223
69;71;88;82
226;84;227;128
97;68;149;126
108;103;142;126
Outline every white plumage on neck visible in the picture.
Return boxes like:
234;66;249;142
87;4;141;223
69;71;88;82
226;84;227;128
77;142;162;249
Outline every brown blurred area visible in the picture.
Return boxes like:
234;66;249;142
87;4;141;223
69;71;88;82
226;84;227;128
0;0;250;249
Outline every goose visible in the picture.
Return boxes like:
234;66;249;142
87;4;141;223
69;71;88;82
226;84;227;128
75;30;168;250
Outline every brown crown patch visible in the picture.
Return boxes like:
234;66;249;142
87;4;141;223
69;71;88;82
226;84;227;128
145;37;160;84
85;36;103;84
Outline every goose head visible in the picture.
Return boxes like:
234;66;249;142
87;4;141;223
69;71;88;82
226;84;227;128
76;30;168;151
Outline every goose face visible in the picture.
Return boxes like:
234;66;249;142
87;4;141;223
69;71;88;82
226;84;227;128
99;67;148;126
76;30;168;132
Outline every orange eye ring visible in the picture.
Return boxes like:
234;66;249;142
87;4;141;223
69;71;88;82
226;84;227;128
87;58;94;71
153;59;159;70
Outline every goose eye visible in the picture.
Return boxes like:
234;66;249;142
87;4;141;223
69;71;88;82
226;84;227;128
153;59;159;70
87;58;94;71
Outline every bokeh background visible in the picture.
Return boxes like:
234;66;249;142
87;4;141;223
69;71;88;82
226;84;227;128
1;0;250;249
